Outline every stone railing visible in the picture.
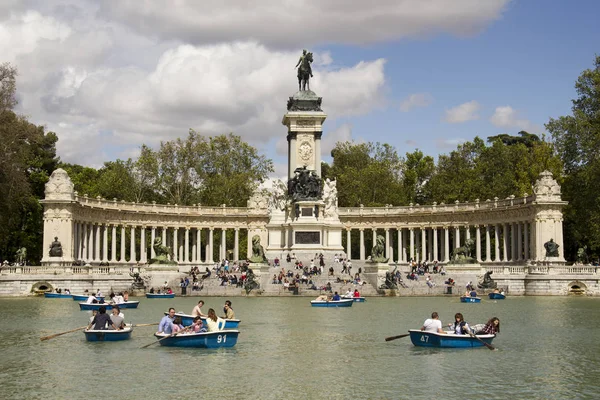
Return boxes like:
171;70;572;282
0;265;145;276
74;194;261;216
339;195;535;217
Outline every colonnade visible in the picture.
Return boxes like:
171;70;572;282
344;221;532;263
72;222;247;264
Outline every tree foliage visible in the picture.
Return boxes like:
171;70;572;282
547;55;600;260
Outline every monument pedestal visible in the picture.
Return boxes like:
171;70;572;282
42;256;72;267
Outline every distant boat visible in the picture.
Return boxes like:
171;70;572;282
408;329;495;348
84;324;133;342
79;301;140;311
460;296;482;303
165;312;240;329
146;293;175;299
488;293;506;300
342;296;366;302
44;293;72;299
153;330;239;348
310;299;354;307
72;294;105;302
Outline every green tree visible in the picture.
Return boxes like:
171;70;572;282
546;55;600;260
0;62;17;111
401;150;435;204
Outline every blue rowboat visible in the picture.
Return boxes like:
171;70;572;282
408;329;495;348
79;301;140;311
146;293;175;299
165;312;240;329
44;293;72;299
72;294;105;302
342;296;366;302
310;299;354;307
153;330;239;348
84;324;133;342
488;293;506;300
460;296;481;303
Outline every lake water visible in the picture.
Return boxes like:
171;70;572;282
0;296;599;400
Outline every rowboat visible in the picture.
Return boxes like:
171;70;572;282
460;296;481;303
165;312;240;329
408;329;495;348
79;301;140;311
146;293;175;299
310;299;354;307
488;293;506;300
72;294;105;302
153;330;239;348
343;296;366;302
44;293;72;299
84;324;133;342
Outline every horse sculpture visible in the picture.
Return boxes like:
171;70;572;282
297;51;314;91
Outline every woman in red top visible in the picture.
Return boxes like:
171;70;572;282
353;289;360;298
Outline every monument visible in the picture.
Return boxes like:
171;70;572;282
266;50;344;260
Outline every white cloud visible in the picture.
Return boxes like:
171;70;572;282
443;100;480;123
490;105;539;132
436;138;466;149
322;123;354;158
400;92;433;112
97;0;510;47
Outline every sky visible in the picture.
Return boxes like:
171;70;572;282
1;0;599;178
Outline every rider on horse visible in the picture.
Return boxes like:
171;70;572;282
295;49;313;91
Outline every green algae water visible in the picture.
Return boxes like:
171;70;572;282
1;296;599;399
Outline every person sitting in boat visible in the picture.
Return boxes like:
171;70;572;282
353;289;360;298
192;300;207;317
64;288;71;295
222;300;235;319
206;308;225;332
493;288;500;293
191;316;207;333
500;288;505;295
158;308;176;334
315;294;328;301
332;292;341;301
421;312;446;334
167;288;173;294
469;288;478;297
86;294;98;304
109;307;125;330
463;289;471;297
88;306;117;331
96;289;103;297
475;317;500;335
448;313;471;335
343;289;353;298
171;316;185;334
149;287;155;294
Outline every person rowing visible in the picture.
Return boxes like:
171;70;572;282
448;312;471;335
87;306;117;331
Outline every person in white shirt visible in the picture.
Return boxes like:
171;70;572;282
421;312;446;334
343;289;353;298
86;295;97;304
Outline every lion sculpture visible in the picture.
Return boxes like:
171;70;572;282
149;237;176;265
370;234;389;263
250;235;268;263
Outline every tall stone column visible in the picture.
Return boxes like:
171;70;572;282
120;225;126;263
433;227;438;262
397;228;403;263
510;223;517;261
485;225;491;262
455;226;460;249
517;222;523;261
443;227;449;263
234;228;240;261
140;227;147;264
221;228;227;261
73;222;79;262
524;222;529;261
503;223;509;262
111;225;117;263
150;227;156;259
130;226;136;263
494;224;500;262
102;224;108;262
409;228;415;261
82;224;88;261
421;228;426;262
208;228;214;263
476;225;482;262
197;228;202;263
172;228;178;262
346;229;352;260
162;227;167;248
385;228;390;259
372;228;377;258
184;228;190;263
359;229;365;261
94;224;101;262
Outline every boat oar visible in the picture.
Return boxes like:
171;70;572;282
385;333;410;342
140;324;193;349
40;325;88;341
133;323;159;327
469;332;496;350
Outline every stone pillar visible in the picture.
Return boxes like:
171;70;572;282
475;225;482;263
494;224;500;262
433;228;438;262
172;227;178;262
129;226;136;263
359;229;365;261
184;228;190;263
234;228;239;261
385;228;390;260
397;228;403;263
455;226;460;249
110;225;116;263
524;222;529;261
346;229;352;260
517;222;523;261
197;228;202;262
409;228;415;262
140;227;147;264
82;224;88;261
503;223;509;262
162;228;167;248
150;227;156;259
102;224;108;262
466;226;471;241
221;228;227;261
208;228;214;263
120;226;126;263
510;223;516;261
94;224;101;262
485;225;491;262
443;227;449;263
371;228;377;258
73;222;79;262
421;228;426;262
